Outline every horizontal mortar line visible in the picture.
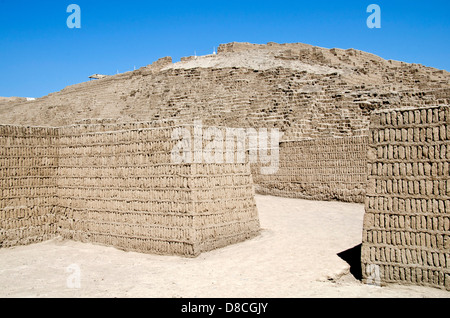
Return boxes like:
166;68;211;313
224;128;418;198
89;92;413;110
256;183;366;186
57;140;265;148
59;128;206;137
276;162;367;165
57;198;255;204
0;155;59;158
0;205;56;209
361;260;450;273
56;185;253;191
59;204;256;215
368;141;450;147
72;218;258;231
1;186;58;190
370;123;448;129
369;181;449;185
258;178;366;181
368;159;449;164
68;231;194;245
256;189;365;194
258;172;368;175
0;170;57;173
372;105;447;113
67;231;193;244
0;212;57;218
365;209;450;217
58;150;175;156
366;194;450;200
362;243;450;254
1;196;58;200
369;175;449;179
56;174;249;179
44;138;242;148
280;140;368;144
1;223;57;229
2;214;57;221
1;185;58;189
279;144;368;148
56;164;251;168
195;220;260;231
363;279;448;290
0;143;59;147
0;167;57;169
282;150;369;152
0;176;56;179
56;173;251;178
258;180;366;183
2;228;57;235
2;225;58;232
280;152;368;154
56;184;250;189
364;227;450;235
0;186;59;190
276;161;368;164
58;175;252;179
260;165;367;168
67;220;194;230
1;234;57;242
58;197;202;203
271;167;367;170
59;137;177;143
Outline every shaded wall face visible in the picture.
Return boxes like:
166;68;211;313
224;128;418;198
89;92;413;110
190;163;260;255
362;106;450;290
0;126;59;247
252;136;369;203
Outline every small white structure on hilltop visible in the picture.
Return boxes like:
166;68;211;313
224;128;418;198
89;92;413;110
26;98;36;101
213;47;216;55
89;74;109;80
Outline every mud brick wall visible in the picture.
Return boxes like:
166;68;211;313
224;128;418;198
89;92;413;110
361;105;450;290
0;125;59;247
56;125;259;257
252;136;368;203
189;163;260;255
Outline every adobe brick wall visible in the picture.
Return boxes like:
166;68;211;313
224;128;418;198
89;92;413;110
252;136;369;203
0;124;260;257
361;105;449;290
0;125;59;247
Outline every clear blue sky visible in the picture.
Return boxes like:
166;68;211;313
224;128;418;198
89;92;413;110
0;0;449;97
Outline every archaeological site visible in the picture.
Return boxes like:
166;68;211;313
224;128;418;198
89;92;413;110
0;42;449;291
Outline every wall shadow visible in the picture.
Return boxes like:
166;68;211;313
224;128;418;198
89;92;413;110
337;244;362;281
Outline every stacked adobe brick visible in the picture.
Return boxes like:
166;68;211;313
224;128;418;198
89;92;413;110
0;125;59;247
252;136;368;203
361;105;449;290
0;123;260;257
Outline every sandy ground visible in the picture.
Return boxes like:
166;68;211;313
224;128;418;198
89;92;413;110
0;195;448;298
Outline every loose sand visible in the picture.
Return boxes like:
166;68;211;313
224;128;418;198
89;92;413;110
0;195;448;298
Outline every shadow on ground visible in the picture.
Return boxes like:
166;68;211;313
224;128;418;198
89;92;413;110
337;244;362;281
